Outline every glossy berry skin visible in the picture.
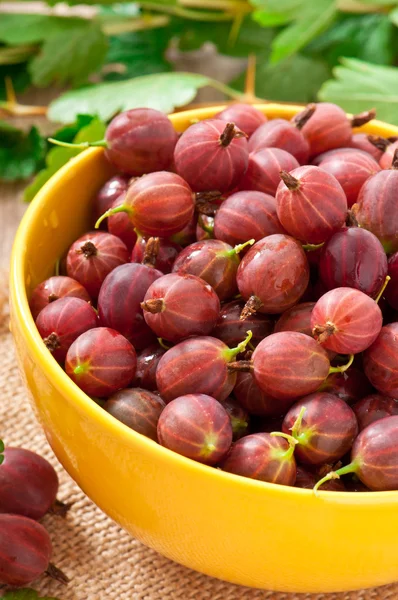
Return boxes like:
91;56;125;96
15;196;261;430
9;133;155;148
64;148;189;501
141;273;220;342
252;332;330;401
237;234;310;314
131;235;182;274
104;108;178;175
66;328;137;398
354;169;398;254
212;300;273;349
93;174;129;226
196;214;214;241
172;239;243;301
239;148;300;196
233;372;292;417
318;149;380;207
170;214;197;247
379;140;398;169
29;275;91;321
0;514;53;586
300;102;352;156
122;172;195;238
283;393;358;465
319;228;388;298
0;448;58;520
134;344;165;391
317;367;374;406
104;388;165;441
353;394;398;431
174;119;249;192
98;263;162;350
36;297;98;363
108;193;138;251
66;231;129;299
221;396;250;440
311;287;383;354
363;324;398;397
157;394;232;465
276;166;347;244
156;336;238;403
350;133;384;161
275;302;315;336
248;119;310;164
213;191;285;247
385;252;398;310
221;433;296;486
215;103;267;137
311;146;364;166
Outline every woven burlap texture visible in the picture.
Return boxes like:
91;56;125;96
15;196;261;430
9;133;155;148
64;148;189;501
1;325;397;600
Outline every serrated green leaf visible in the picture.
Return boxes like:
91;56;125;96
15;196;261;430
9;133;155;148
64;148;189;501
47;72;210;124
0;588;60;600
319;58;398;124
0;14;84;45
24;117;106;202
29;20;108;87
0;122;46;182
270;0;337;63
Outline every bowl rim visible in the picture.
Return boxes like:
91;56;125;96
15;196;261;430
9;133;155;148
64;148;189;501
10;102;398;504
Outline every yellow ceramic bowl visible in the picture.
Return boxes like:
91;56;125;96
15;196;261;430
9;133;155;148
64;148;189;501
10;104;398;594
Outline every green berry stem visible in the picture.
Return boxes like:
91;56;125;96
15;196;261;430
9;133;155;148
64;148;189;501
233;239;255;255
290;406;307;440
95;205;133;229
329;353;354;375
224;330;253;362
375;275;391;304
157;338;171;350
313;461;359;494
302;242;324;251
48;137;108;149
270;431;298;460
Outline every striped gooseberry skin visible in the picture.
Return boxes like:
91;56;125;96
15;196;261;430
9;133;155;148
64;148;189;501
275;166;348;244
237;234;310;314
319;228;388;298
385;252;398;310
275;302;315;335
221;433;296;485
104;388;165;441
66;231;129;299
141;273;220;342
350;416;398;490
311;146;365;166
93;174;129;226
36;297;98;363
29;275;91;321
98;263;162;350
350;133;384;161
173;119;249;193
317;367;374;405
233;372;292;417
282;393;358;465
311;287;383;354
239;148;300;196
131;235;182;274
157;394;232;465
352;394;398;432
248;119;310;164
221;396;250;440
353;169;398;254
156;336;237;403
252;332;330;401
66;327;137;398
170;213;197;247
105;108;178;175
215;103;267;137
300;102;352;156
213;191;285;247
363;323;398;397
107;193;138;251
123;171;195;238
0;514;53;586
133;344;165;391
318;149;381;207
212;300;274;349
379;140;398;169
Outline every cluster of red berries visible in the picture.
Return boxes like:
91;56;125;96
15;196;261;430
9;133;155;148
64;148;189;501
31;102;398;494
0;447;70;587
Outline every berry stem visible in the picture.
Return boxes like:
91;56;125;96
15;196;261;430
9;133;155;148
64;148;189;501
270;432;298;460
219;122;246;147
141;298;165;314
48;498;74;517
367;135;390;153
290;406;307;440
375;275;391;304
74;364;87;376
157;337;171;350
312;321;336;344
292;103;316;130
77;241;97;258
224;330;253;362
46;562;70;584
313;461;358;494
48;137;108;149
329;353;354;374
95;204;133;229
240;295;263;320
142;237;160;268
197;213;214;234
351;109;376;128
302;242;324;251
232;238;255;256
280;170;300;191
227;360;253;373
43;332;61;352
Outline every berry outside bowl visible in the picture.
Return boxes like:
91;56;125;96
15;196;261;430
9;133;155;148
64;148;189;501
10;104;398;594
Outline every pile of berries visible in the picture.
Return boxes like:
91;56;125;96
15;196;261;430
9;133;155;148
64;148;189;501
31;102;398;493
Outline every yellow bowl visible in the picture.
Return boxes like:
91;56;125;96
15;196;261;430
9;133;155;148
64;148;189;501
10;104;398;594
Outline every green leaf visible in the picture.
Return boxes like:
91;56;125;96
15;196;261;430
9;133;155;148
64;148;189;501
390;7;398;25
0;589;60;600
319;58;398;125
250;0;303;26
24;117;106;202
47;72;210;124
29;19;108;87
270;0;338;63
232;52;331;103
0;14;83;45
0;122;46;182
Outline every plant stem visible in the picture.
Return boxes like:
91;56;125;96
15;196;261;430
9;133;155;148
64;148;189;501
375;275;391;304
179;0;252;13
0;44;38;65
139;2;233;21
329;354;354;375
48;138;107;149
313;461;358;494
290;406;307;440
206;79;247;102
101;15;170;36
